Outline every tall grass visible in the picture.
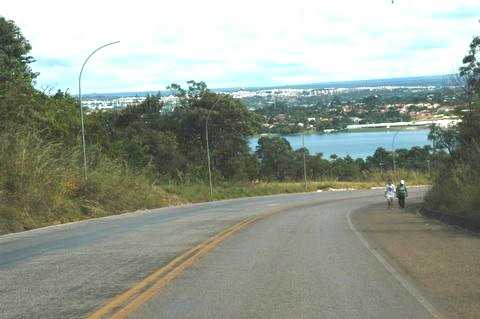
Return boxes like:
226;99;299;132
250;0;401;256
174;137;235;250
0;131;175;234
0;130;432;235
0;131;77;231
161;170;431;203
366;168;431;186
424;143;480;221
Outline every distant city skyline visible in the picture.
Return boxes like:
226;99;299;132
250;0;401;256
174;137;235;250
79;74;453;98
3;0;480;94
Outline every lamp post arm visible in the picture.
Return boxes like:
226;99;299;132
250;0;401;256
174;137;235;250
79;41;120;86
78;41;119;181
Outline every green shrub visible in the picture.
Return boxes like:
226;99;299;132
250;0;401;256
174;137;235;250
425;143;480;220
0;130;175;234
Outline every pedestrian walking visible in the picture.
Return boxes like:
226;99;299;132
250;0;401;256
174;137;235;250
396;179;408;208
384;178;396;209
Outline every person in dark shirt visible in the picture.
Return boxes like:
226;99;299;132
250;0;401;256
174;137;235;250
396;179;408;209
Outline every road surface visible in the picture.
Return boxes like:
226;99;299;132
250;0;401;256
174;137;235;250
0;188;438;318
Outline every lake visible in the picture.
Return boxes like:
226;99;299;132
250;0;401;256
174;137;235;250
249;128;431;159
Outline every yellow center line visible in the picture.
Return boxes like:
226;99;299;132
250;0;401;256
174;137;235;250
87;216;259;319
110;217;258;319
87;194;373;319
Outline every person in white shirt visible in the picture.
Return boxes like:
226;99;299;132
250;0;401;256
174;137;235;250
384;178;396;209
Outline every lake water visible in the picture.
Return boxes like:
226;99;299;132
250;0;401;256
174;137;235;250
249;128;431;159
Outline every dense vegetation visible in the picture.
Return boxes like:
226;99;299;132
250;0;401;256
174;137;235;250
255;100;412;134
251;84;463;135
424;35;480;223
0;17;178;233
0;17;434;234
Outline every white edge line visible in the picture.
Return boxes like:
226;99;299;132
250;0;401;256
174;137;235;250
347;209;444;319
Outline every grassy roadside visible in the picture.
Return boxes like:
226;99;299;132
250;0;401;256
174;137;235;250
161;169;431;203
0;152;431;236
0;129;432;236
161;180;388;203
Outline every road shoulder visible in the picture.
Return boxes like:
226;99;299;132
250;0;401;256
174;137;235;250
351;200;480;319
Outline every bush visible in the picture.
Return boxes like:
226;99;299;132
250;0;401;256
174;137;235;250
0;130;175;234
425;142;480;220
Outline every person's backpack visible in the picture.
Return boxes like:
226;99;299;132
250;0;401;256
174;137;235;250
397;184;406;196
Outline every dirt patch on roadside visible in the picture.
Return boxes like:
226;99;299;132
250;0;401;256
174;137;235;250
352;200;480;319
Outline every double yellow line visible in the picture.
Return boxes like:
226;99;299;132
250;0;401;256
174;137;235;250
88;195;370;318
87;216;260;319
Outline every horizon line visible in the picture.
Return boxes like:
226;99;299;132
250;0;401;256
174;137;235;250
78;74;457;97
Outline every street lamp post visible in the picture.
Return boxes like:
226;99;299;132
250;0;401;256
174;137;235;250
302;129;307;191
206;95;226;198
298;122;308;191
78;41;119;180
392;130;400;176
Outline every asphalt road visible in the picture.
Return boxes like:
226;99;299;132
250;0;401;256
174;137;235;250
0;188;435;318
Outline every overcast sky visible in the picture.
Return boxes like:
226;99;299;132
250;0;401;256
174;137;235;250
3;0;480;94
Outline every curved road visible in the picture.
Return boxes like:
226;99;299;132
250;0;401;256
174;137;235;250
0;188;436;318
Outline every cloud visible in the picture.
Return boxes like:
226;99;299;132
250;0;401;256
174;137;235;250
3;0;480;93
35;58;73;68
430;2;480;20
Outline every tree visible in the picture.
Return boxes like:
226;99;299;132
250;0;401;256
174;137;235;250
425;31;480;218
166;82;262;181
457;33;480;150
428;124;458;155
426;35;480;159
366;147;391;171
256;136;294;181
89;95;184;176
331;155;362;181
307;153;330;180
205;94;262;179
459;36;480;96
0;16;38;126
0;16;36;84
167;80;208;108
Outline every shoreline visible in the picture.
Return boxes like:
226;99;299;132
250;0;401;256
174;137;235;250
254;118;457;138
346;118;460;130
250;128;432;159
251;125;430;139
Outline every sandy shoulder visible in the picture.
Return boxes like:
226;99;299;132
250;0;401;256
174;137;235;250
352;199;480;319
